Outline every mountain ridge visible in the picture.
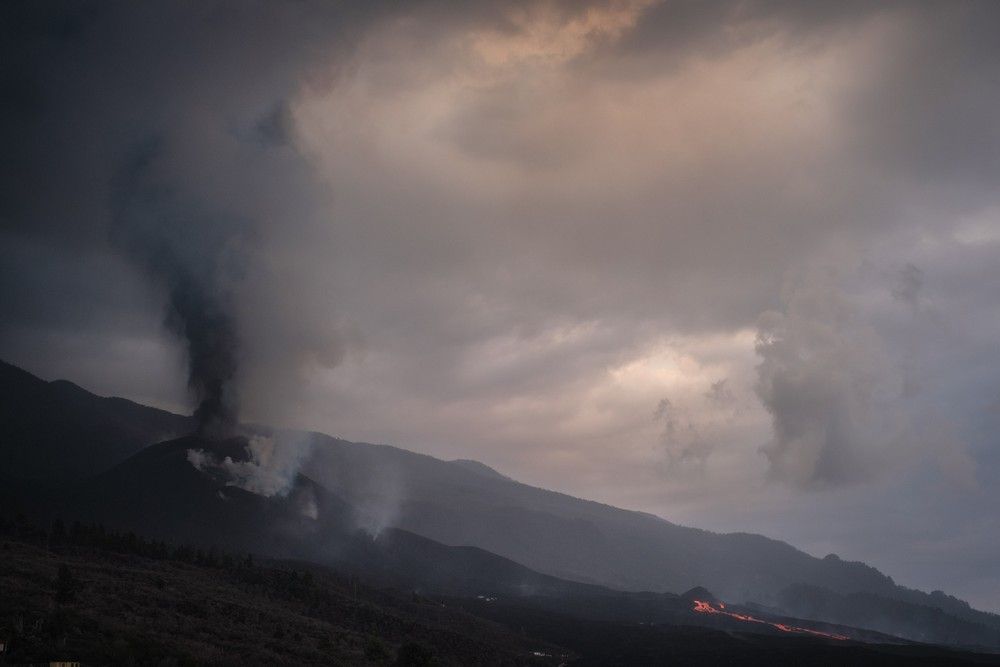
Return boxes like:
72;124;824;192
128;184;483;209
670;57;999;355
2;358;998;647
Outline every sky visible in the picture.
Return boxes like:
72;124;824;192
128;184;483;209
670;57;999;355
2;1;1000;611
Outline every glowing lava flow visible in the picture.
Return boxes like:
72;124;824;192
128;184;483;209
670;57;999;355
692;600;848;641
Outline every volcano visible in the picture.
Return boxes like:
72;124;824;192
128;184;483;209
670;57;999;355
22;432;623;601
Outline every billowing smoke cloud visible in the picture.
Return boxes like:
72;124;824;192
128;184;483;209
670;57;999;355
187;433;316;498
754;268;896;488
754;262;986;491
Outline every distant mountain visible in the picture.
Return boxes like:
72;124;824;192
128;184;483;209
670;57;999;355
304;436;893;599
0;360;191;480
775;583;1000;649
3;359;999;649
449;458;510;480
0;528;567;666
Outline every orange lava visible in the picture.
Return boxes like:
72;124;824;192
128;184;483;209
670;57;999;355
692;600;848;641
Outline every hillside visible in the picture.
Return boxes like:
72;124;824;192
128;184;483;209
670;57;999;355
4;523;999;667
15;435;619;602
304;435;898;600
0;527;562;666
0;360;191;480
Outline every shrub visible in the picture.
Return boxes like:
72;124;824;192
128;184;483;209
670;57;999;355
394;642;436;666
55;564;78;603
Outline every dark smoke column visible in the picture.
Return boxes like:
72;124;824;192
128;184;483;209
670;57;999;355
167;273;239;436
112;142;245;436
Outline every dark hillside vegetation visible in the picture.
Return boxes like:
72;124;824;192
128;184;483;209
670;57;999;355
0;516;564;666
4;517;1000;666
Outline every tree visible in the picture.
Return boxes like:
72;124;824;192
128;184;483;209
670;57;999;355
49;517;66;548
55;563;78;603
394;642;436;666
364;635;390;661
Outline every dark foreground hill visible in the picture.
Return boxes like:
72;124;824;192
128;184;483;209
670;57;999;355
0;528;562;666
4;523;1000;667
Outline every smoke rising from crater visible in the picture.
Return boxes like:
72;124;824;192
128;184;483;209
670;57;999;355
187;433;316;498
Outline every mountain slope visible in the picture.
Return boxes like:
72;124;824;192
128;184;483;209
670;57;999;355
23;435;622;602
0;534;564;666
301;436;1000;640
301;434;978;619
0;360;192;480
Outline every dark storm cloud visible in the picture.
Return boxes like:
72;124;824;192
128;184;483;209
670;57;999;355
841;3;1000;193
3;0;1000;608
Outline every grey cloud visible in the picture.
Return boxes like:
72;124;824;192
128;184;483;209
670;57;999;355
841;3;1000;198
891;263;924;310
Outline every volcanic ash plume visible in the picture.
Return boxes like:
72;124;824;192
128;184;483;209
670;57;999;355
166;273;240;436
112;142;246;436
